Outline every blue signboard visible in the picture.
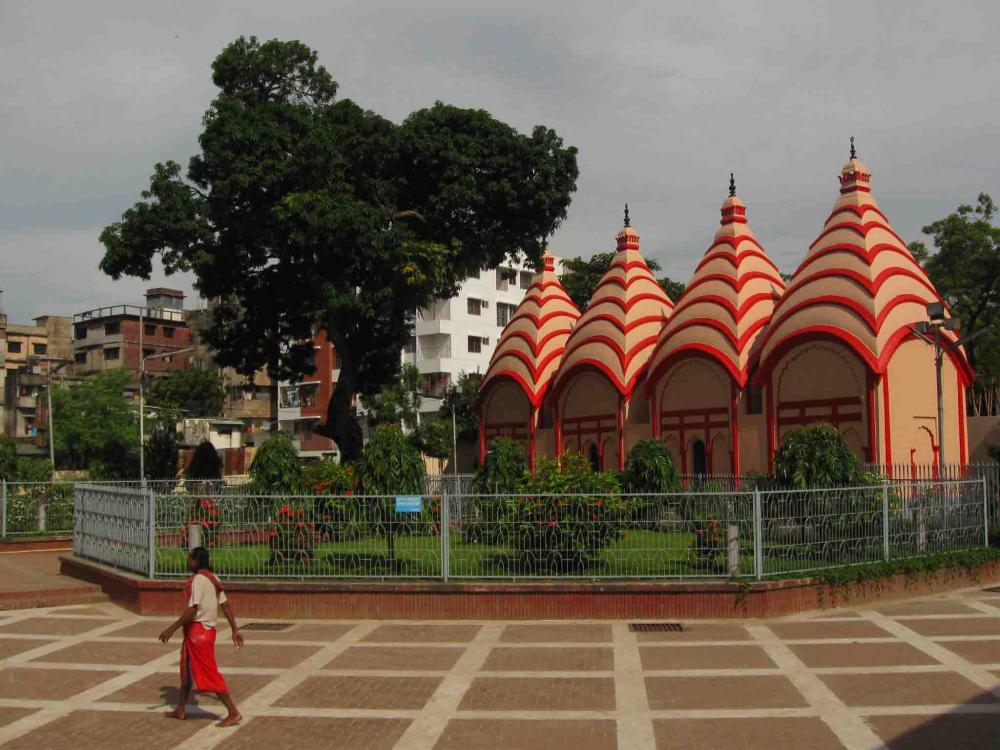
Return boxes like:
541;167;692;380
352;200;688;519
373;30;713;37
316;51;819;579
395;496;423;513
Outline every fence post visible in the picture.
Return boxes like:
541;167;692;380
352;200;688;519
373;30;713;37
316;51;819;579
753;487;763;581
1;479;6;539
882;483;890;562
441;491;450;582
147;488;155;579
37;485;46;533
984;476;990;549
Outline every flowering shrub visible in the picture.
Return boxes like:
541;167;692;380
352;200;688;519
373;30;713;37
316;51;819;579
304;461;363;540
269;505;316;564
505;454;625;573
688;517;722;568
181;495;221;548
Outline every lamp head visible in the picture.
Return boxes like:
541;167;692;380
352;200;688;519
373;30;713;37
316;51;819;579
913;321;932;335
926;301;945;321
943;317;961;331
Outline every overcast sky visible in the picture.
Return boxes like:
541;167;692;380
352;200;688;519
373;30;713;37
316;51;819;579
2;1;998;322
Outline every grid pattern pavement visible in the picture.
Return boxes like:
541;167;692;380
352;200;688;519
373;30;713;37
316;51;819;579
0;589;999;748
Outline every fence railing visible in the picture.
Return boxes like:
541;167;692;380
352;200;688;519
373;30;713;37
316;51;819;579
108;477;988;581
74;484;153;576
1;474;469;537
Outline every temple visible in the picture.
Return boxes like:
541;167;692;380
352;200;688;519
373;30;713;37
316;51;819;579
480;148;973;473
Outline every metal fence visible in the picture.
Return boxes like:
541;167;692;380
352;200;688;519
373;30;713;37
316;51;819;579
120;477;987;580
74;484;153;576
1;474;469;537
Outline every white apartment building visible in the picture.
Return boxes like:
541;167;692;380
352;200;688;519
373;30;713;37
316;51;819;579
406;256;561;416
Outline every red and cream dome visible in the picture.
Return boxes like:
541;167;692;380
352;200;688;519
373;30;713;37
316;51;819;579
481;254;580;407
645;178;785;390
757;149;972;382
552;215;674;398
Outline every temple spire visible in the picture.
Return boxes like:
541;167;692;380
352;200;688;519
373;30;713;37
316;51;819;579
850;135;856;160
623;203;630;228
729;172;736;197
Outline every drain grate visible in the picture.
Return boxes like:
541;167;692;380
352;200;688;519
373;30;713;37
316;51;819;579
241;622;293;632
629;622;684;633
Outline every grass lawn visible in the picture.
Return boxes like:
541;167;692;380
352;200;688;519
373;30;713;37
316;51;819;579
155;528;782;579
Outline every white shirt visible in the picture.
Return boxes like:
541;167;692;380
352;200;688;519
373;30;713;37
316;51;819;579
188;574;228;629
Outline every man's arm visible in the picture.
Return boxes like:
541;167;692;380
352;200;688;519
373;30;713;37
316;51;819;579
159;605;197;643
221;602;244;648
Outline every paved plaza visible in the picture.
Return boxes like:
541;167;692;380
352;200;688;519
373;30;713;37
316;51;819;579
0;571;999;747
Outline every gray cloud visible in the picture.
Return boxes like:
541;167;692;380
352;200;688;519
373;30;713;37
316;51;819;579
1;0;998;321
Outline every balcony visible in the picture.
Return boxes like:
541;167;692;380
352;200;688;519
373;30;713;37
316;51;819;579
73;304;185;324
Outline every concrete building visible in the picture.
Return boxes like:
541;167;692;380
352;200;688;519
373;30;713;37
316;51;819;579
1;312;73;440
481;150;973;474
277;329;339;460
72;288;192;382
409;257;547;418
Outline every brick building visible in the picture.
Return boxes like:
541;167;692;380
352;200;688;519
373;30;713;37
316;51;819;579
72;288;192;383
277;329;339;460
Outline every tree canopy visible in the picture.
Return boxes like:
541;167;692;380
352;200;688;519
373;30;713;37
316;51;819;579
99;37;578;461
910;194;1000;415
360;363;422;431
147;368;225;417
559;252;685;311
50;369;138;478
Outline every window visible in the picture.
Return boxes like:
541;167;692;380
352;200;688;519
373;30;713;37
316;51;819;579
496;268;517;290
143;348;155;359
300;383;319;407
497;302;517;327
74;351;86;364
33;343;47;355
467;298;482;316
468;336;483;353
104;321;120;335
745;385;763;415
163;327;174;338
7;341;21;354
104;347;120;361
520;271;532;289
144;324;156;336
74;325;86;340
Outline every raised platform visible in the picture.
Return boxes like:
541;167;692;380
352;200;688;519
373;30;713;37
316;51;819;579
59;554;1000;620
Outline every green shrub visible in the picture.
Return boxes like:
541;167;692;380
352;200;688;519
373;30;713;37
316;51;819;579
358;425;427;564
623;439;681;494
774;423;863;489
305;461;363;541
466;438;527;544
506;454;625;573
471;438;527;493
250;433;304;495
186;441;222;481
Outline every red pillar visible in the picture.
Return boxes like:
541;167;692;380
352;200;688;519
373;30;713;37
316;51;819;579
881;374;893;475
528;407;537;473
866;370;878;464
478;420;487;465
730;381;741;475
958;382;968;466
650;390;660;439
554;400;563;458
766;379;776;473
617;395;626;471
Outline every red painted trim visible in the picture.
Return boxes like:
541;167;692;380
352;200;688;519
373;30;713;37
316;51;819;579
582;292;674;314
617;396;625;471
529;407;537;473
866;370;878;463
782;266;939;305
669;292;779;324
731;381;740;475
823;202;888;225
958;383;968;465
554;344;660;399
655;315;771;355
566;313;668;339
796;242;921;277
650;389;660;438
507;308;579;329
478;421;486;464
766;378;775;471
879;326;974;387
755;327;879;386
777;396;862;409
683;271;784;296
498;328;571;358
554;401;563;458
809;220;909;251
695;246;783;278
882;373;892;470
643;346;743;397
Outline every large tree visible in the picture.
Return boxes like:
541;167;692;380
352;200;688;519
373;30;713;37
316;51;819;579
99;37;578;461
559;252;685;311
909;194;1000;415
360;363;422;431
147;368;225;417
50;369;139;477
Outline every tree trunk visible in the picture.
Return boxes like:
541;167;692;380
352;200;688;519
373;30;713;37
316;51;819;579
315;338;364;462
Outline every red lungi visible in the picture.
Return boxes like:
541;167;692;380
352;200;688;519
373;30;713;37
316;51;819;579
180;622;228;693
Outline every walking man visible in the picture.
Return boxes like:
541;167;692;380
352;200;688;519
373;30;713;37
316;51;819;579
159;546;244;727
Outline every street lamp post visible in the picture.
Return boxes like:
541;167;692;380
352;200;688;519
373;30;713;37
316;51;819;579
910;302;989;470
140;347;195;485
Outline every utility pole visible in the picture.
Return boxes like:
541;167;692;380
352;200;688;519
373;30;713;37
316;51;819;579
29;356;70;481
140;347;195;485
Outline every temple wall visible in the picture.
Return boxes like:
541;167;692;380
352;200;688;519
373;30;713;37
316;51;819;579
655;358;731;473
558;369;622;470
739;412;768;474
884;338;964;465
482;379;532;429
772;341;870;463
